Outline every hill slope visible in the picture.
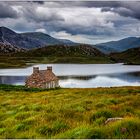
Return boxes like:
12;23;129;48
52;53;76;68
13;44;112;64
0;27;42;49
58;39;77;45
18;44;104;57
96;37;140;54
0;43;25;54
0;26;76;50
21;32;63;46
110;47;140;64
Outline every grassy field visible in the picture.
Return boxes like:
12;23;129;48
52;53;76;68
0;85;140;138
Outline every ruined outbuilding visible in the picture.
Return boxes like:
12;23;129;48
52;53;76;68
25;66;59;89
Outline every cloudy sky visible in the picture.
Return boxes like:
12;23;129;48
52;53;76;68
0;1;140;44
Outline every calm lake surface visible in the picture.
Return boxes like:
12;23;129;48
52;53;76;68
0;63;140;88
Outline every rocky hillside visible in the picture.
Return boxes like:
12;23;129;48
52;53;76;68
0;43;25;54
0;27;43;50
110;47;140;64
12;44;112;64
15;44;105;57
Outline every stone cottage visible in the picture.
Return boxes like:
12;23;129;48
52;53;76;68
25;66;59;89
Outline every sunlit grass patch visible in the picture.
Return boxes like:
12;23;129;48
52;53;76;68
90;109;115;122
54;125;93;139
0;86;140;138
14;111;36;121
105;117;140;139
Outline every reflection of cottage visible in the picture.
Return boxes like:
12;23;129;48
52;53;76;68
25;66;59;89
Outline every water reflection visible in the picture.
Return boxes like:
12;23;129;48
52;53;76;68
59;75;97;80
0;72;140;88
0;76;26;85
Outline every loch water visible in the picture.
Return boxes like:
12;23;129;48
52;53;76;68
0;63;140;88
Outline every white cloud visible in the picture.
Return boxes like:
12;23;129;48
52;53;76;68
56;7;115;28
51;31;121;44
1;1;140;44
35;28;47;33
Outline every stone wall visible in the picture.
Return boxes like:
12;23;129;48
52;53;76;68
45;80;59;89
25;66;59;89
25;75;59;89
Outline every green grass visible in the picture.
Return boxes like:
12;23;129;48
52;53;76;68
0;84;60;92
0;85;140;138
0;57;27;68
0;56;113;68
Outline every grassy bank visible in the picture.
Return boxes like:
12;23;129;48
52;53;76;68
0;57;27;68
0;85;140;138
110;47;140;65
0;56;113;68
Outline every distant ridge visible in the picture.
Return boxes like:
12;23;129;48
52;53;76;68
96;37;140;54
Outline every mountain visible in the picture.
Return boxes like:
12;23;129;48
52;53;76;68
0;27;42;49
96;37;140;54
22;32;78;46
21;32;63;46
110;47;140;64
0;26;76;50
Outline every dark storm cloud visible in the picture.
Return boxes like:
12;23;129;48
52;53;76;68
101;7;134;18
50;1;121;8
77;1;140;21
85;1;140;20
100;2;140;20
0;2;18;18
0;1;140;44
31;1;44;4
23;9;64;22
53;1;140;20
46;23;113;36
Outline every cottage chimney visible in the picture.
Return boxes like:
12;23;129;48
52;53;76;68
33;67;39;73
47;66;52;71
